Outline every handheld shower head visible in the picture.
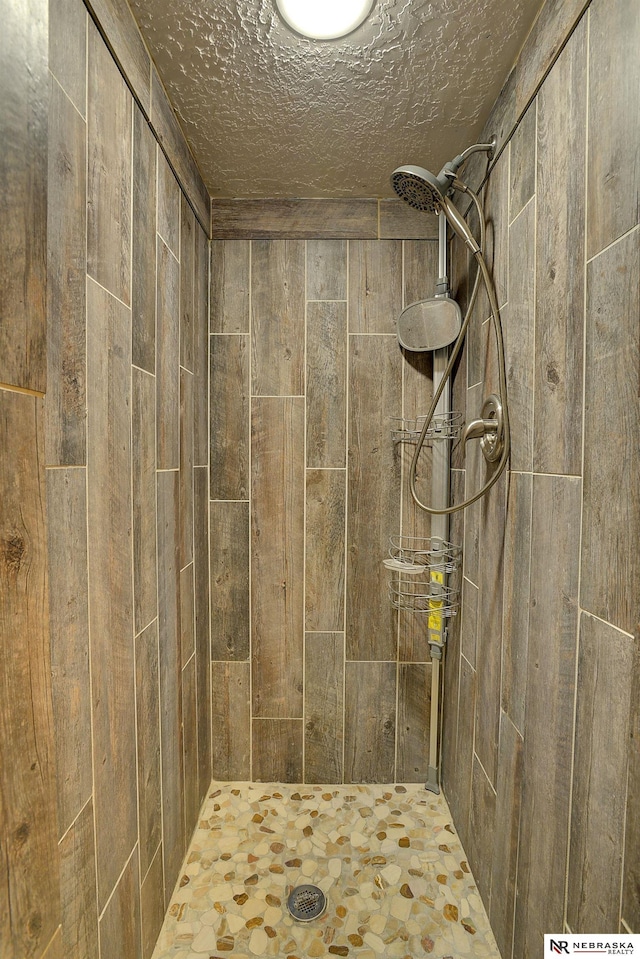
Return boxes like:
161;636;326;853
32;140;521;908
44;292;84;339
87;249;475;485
390;163;479;254
390;164;448;213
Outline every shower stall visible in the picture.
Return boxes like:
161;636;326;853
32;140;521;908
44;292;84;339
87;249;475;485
2;0;639;958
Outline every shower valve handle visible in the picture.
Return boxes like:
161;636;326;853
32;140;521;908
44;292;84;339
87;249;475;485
462;417;498;443
462;393;505;464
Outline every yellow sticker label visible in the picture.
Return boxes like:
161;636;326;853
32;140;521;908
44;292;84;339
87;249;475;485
431;570;444;585
429;614;442;631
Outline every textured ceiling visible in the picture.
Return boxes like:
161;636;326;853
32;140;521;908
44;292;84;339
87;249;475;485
128;0;544;198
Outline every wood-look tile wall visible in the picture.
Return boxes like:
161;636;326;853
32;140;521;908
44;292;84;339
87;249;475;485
0;0;60;956
210;230;440;784
442;1;640;956
45;2;210;957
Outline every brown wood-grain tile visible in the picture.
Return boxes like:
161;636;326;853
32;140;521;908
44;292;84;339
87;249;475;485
514;0;589;118
460;577;478;670
47;467;91;837
182;654;199;840
132;107;157;375
304;633;344;785
157;149;180;259
194;467;211;801
451;655;476;852
567;613;634;932
156;236;180;470
467;756;497;905
534;20;586;476
209;334;249;500
157;469;185;906
211;662;251;781
474;469;506;789
179;368;194;569
83;0;151;114
501;471;532;735
306;239;347;300
587;0;640;259
98;852;141;959
344;662;396;784
346;336;401;661
253;720;304;783
397;663;431;783
514;473;581;957
306;301;347;468
379;200;439;240
305;470;346;633
0;390;61;958
180;563;195;670
209;501;250;662
210;240;250;334
506;198;535;472
211;198;378;239
151;67;210;233
193;226;209;467
135;619;161;880
581;229;640;636
623;628;640;931
49;0;87;115
58;799;99;959
251;398;305;719
348;240;402;334
509;103;536;221
140;844;164;959
132;367;157;636
86;278;136;913
251;240;305;396
180;195;196;373
47;75;87;466
489;712;523;959
0;0;48;393
87;22;132;306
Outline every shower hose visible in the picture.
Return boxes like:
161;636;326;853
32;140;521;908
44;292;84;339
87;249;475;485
409;185;511;516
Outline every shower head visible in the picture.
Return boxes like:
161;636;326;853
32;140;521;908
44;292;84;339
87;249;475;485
390;163;480;254
390;164;449;214
391;139;496;252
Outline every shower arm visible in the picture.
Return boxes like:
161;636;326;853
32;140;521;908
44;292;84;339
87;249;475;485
408;186;511;516
443;138;496;178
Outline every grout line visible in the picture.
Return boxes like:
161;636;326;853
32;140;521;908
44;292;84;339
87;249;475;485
57;794;94;846
84;25;103;947
342;241;350;782
302;239;308;783
507;190;536;229
586;221;640;265
49;64;86;122
131;362;155;377
579;608;635;640
86;273;132;312
97;842;139;923
140;837;163;890
248;239;253;782
563;13;591;929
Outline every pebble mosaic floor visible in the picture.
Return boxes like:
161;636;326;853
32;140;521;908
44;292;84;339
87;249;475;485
152;782;501;959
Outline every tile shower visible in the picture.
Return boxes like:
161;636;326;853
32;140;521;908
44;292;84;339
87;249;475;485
1;1;638;959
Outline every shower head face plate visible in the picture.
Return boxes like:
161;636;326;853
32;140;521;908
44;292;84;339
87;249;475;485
390;164;446;213
397;297;463;352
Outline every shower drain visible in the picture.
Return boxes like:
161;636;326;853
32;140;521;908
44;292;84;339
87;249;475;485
287;884;327;922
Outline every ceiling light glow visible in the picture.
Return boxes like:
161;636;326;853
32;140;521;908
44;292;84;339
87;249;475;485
275;0;375;39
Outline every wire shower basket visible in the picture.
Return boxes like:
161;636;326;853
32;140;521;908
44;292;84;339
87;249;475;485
390;411;463;443
383;535;462;615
